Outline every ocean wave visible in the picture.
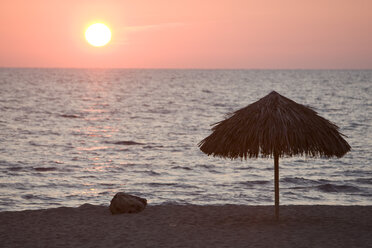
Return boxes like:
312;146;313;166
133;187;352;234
171;166;192;171
147;109;173;115
33;167;57;172
355;178;372;185
106;140;144;145
99;183;117;187
21;194;57;201
130;116;155;120
316;183;361;193
195;164;216;169
143;145;164;149
282;177;326;185
0;182;29;190
144;182;199;189
238;180;270;187
132;170;162;176
6;166;26;172
59;114;82;118
213;103;227;107
146;182;179;187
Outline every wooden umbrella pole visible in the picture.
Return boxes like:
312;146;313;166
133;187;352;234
274;152;279;221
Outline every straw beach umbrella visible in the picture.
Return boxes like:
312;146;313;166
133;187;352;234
199;91;350;220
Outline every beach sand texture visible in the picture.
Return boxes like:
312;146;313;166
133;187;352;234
0;204;371;248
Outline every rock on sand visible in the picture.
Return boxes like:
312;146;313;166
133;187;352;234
109;192;147;214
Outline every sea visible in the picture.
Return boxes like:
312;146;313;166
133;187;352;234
0;68;371;211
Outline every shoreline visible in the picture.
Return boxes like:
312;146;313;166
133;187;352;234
1;204;371;247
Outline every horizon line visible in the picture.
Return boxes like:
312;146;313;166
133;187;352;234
1;66;371;71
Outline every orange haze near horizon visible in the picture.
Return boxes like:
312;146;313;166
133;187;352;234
0;0;371;69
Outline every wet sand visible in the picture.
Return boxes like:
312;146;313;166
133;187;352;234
0;204;371;248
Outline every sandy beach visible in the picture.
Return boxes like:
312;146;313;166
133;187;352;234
0;204;371;248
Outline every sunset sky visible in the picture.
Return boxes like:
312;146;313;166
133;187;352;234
0;0;371;69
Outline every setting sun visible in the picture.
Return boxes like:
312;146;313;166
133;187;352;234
85;23;111;47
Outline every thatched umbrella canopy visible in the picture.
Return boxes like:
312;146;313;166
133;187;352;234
199;91;350;220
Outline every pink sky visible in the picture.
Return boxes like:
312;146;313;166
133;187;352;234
0;0;371;69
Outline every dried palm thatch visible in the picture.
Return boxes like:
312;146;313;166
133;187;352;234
199;91;350;220
199;91;350;158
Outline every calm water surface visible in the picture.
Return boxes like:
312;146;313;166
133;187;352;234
0;69;371;211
